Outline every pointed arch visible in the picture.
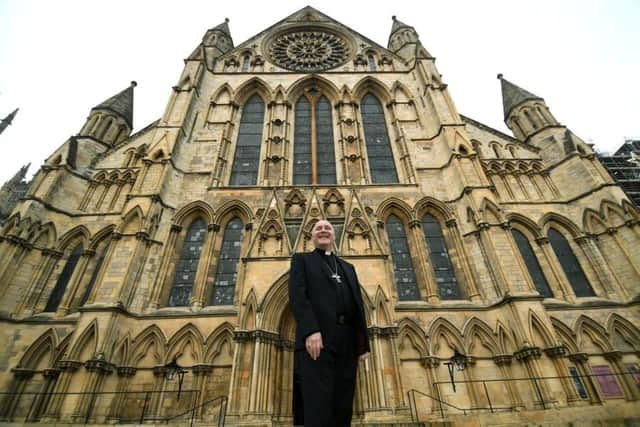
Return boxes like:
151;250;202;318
479;198;504;224
260;271;290;332
240;288;258;330
496;321;518;354
112;335;130;366
89;224;116;250
32;222;57;248
232;76;272;106
427;317;465;355
286;74;341;103
55;225;91;251
173;200;215;225
68;319;98;360
463;317;499;356
506;213;543;239
166;323;205;363
574;315;612;352
351;76;392;105
390;81;414;103
131;325;166;366
583;208;607;234
606;314;640;351
373;286;392;326
1;212;21;235
17;329;57;369
376;197;414;223
528;310;556;347
205;322;235;362
397;317;428;357
539;212;583;237
211;83;234;104
213;199;253;226
600;199;627;227
118;206;144;234
413;197;454;222
551;317;579;354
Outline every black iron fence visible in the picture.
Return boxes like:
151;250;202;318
0;389;227;426
408;371;637;423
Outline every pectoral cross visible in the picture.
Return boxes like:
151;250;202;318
331;273;342;284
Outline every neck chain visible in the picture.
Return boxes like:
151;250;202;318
324;252;342;284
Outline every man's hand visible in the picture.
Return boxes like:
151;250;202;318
305;332;323;360
359;352;370;361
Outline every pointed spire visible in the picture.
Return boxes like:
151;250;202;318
497;74;543;120
0;108;19;136
211;17;231;37
91;81;136;128
390;15;412;35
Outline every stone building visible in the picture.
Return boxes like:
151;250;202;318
0;6;639;426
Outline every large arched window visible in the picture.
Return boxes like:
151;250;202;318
547;228;595;297
361;94;398;183
422;214;461;300
230;95;265;185
168;219;207;307
45;244;84;312
293;91;337;185
386;214;419;301
210;217;244;305
511;229;553;297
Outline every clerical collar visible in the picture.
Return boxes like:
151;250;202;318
314;248;333;256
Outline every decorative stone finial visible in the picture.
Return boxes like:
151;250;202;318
130;81;137;87
497;73;503;80
392;15;397;21
225;17;229;23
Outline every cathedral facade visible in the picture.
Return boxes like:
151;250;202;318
0;7;639;425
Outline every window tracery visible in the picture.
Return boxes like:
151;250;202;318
268;30;349;72
386;214;420;301
361;94;398;183
44;244;84;312
168;218;207;307
230;95;265;185
210;217;244;305
548;228;595;297
422;214;461;299
511;229;553;297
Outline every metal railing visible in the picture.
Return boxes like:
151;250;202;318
0;389;227;425
408;370;636;423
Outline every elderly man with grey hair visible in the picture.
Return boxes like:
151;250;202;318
289;219;370;427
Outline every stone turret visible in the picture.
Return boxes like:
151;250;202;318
498;74;559;141
0;163;30;222
79;81;136;146
387;16;431;62
202;18;234;70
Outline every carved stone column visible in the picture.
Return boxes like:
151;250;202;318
408;220;438;303
0;368;35;420
148;224;182;311
543;345;581;405
192;223;219;309
568;353;602;405
575;235;621;299
57;249;95;315
106;366;136;423
493;355;523;409
514;346;555;409
534;237;572;301
40;360;82;422
447;219;481;301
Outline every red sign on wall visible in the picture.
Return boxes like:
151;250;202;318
592;365;623;398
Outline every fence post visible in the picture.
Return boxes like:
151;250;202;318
140;391;150;424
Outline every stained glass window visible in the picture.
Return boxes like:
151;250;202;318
386;215;419;301
315;96;337;184
241;56;250;72
362;94;398;183
168;219;207;307
422;214;461;300
230;96;264;185
293;94;336;184
511;229;553;297
45;244;84;312
548;228;595;297
211;218;244;305
293;97;312;185
367;55;376;72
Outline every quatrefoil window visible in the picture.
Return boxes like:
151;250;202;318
269;30;349;72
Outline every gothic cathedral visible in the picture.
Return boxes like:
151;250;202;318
0;7;639;426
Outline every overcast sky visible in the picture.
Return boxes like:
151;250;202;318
0;0;638;184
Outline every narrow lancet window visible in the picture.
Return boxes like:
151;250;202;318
168;219;207;307
230;95;265;185
45;244;84;312
211;217;244;305
367;55;376;72
422;214;461;299
80;249;106;306
293;92;336;184
362;94;398;183
511;229;553;297
548;229;595;297
386;215;419;300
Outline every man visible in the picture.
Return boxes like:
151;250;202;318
289;219;370;427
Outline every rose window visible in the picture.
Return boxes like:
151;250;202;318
269;30;349;72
